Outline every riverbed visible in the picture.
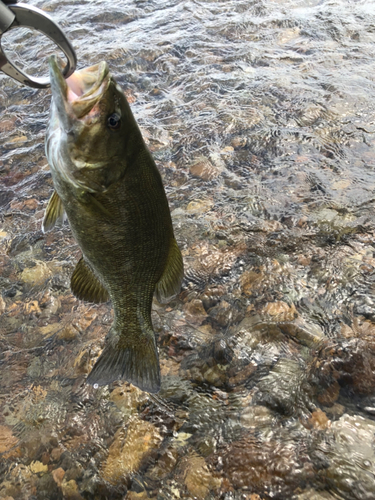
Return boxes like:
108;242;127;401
1;1;375;498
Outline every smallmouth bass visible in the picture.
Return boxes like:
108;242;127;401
44;56;183;393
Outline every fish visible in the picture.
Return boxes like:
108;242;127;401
43;56;184;393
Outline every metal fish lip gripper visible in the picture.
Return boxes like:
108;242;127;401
0;0;77;88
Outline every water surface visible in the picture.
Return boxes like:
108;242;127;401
1;0;375;499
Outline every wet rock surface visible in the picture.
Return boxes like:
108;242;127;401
2;0;375;498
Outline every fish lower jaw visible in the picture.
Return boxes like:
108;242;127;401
71;159;108;170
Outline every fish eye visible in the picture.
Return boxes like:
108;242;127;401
107;113;121;130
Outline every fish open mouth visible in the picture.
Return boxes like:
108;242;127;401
49;56;110;120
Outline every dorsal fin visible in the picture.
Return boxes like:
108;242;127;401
42;190;65;232
155;238;184;303
71;257;110;303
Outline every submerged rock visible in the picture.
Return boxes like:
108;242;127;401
183;454;221;499
254;358;314;417
189;157;220;181
216;432;313;498
101;417;162;484
318;414;375;500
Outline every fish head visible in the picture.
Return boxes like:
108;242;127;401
47;56;138;192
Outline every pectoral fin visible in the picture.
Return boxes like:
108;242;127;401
155;238;184;303
42;190;65;232
71;257;110;303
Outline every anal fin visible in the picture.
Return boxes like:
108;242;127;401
155;237;184;303
42;190;65;233
71;257;110;303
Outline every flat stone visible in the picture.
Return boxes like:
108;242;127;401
101;417;162;484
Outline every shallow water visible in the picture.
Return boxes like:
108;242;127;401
1;0;375;498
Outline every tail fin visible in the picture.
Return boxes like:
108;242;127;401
86;329;161;393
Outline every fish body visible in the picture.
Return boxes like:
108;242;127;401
44;57;183;393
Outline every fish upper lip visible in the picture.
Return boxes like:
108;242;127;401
49;55;110;119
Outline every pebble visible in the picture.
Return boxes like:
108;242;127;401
101;417;162;484
61;478;83;499
183;298;208;325
57;324;80;341
148;446;179;480
295;489;337;500
309;409;331;430
240;269;264;296
219;433;311;497
21;262;52;286
109;384;149;416
183;454;221;499
325;403;345;419
186;198;214;213
240;405;275;430
230;136;247;149
0;425;19;456
189;157;220;181
51;467;65;487
29;460;48;475
321;414;375;499
262;301;298;322
208;300;239;327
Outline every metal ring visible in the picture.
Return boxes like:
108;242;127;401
0;3;77;88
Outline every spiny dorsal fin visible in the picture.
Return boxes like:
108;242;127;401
155;238;184;303
42;190;65;233
71;257;110;303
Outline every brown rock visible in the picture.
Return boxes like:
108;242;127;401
208;300;235;328
183;454;221;499
125;492;149;500
101;417;162;484
309;409;331;430
189;158;219;181
57;324;80;341
29;461;48;475
228;362;257;387
61;479;83;499
148;446;179;480
0;296;5;314
9;134;27;143
0;117;17;132
231;136;247;149
51;447;64;462
52;467;65;487
240;269;264;296
0;425;19;454
262;301;297;322
297;254;311;266
23;198;39;210
109;384;149;415
24;300;42;315
160;358;180;376
73;349;92;374
219;434;311;496
325;403;345;419
186;198;214;213
21;262;52;286
183;298;208;325
310;338;375;396
317;381;340;406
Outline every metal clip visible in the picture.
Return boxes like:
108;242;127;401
0;1;77;88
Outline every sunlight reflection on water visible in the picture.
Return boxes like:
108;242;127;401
1;0;375;498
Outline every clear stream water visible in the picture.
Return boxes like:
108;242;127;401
1;0;375;499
